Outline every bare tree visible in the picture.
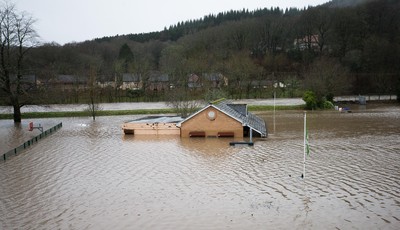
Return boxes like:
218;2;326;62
304;57;350;102
86;65;102;120
165;88;203;118
0;2;38;122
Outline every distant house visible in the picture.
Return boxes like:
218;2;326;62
120;73;141;90
273;81;286;88
177;99;267;138
50;75;88;91
11;74;37;85
186;73;228;90
97;75;116;88
204;73;228;88
6;74;38;93
250;79;270;89
148;71;170;91
294;34;319;51
187;73;202;89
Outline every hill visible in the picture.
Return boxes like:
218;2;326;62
14;0;400;105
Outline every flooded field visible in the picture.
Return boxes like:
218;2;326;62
1;103;399;229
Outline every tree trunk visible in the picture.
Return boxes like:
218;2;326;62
13;103;22;123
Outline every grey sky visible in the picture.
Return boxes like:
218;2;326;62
14;0;329;45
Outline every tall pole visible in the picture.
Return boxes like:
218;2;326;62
303;111;307;179
273;91;276;134
249;127;253;143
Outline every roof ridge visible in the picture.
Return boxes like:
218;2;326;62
210;98;226;104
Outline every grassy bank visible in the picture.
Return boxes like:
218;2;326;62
0;105;304;120
248;104;304;111
0;108;176;120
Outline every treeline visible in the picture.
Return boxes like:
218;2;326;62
22;0;400;104
96;7;294;43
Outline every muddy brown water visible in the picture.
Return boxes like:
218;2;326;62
0;104;399;229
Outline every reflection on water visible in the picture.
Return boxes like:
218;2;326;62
0;104;399;229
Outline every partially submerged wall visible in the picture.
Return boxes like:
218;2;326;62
180;107;243;138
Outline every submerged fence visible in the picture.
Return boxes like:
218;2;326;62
1;122;62;162
334;95;397;103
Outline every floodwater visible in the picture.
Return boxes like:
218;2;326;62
0;103;399;229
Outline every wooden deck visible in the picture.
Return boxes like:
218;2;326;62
122;116;183;135
122;122;180;135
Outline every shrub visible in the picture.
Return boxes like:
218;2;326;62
321;100;334;109
302;91;317;110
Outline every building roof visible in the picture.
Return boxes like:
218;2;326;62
177;100;267;137
148;71;169;82
55;75;87;84
122;73;141;82
226;104;247;116
10;75;36;84
204;73;223;81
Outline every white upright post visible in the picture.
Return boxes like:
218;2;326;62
273;91;276;134
303;111;306;179
249;127;253;143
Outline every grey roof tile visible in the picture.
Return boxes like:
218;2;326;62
214;100;267;137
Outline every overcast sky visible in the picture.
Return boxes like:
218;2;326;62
14;0;329;45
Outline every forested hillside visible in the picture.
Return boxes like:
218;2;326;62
19;0;400;104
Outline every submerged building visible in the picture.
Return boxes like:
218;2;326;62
122;100;267;138
177;100;267;138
